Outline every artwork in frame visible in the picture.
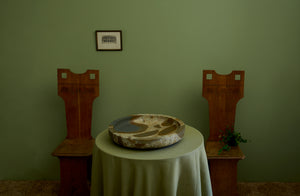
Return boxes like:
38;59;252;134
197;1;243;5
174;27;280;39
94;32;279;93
96;30;122;51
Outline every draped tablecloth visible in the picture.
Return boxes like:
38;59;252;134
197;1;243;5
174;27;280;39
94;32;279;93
91;125;212;196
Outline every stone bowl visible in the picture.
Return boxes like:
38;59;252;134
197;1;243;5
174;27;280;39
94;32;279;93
108;114;185;149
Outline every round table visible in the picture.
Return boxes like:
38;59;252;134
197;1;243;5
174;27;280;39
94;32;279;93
91;125;212;196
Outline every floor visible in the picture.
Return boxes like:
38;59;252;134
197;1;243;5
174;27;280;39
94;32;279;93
237;182;300;196
0;181;299;196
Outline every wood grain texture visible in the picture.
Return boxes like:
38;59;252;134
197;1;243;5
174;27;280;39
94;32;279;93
57;69;99;140
206;141;245;195
202;70;244;141
205;141;245;160
209;159;239;196
52;139;95;157
52;69;99;196
202;70;245;196
58;157;92;196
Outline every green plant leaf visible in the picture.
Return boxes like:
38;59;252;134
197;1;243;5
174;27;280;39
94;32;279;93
218;127;248;153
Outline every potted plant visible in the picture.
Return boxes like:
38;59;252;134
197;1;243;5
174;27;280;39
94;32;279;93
218;127;247;154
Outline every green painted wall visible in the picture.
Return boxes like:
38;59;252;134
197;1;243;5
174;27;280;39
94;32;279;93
1;0;299;181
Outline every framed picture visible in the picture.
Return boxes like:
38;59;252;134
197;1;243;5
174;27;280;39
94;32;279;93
96;30;122;51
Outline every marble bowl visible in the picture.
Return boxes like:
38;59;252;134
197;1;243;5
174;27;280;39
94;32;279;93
108;114;185;149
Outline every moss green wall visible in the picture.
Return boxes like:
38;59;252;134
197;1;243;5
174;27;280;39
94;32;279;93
1;0;299;181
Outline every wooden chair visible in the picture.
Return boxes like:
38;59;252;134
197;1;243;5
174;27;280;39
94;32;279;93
202;70;245;196
52;69;99;196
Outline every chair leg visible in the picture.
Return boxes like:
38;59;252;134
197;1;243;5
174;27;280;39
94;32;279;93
58;156;91;196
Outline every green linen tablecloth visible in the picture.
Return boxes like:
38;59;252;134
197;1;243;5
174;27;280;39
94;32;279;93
91;125;212;196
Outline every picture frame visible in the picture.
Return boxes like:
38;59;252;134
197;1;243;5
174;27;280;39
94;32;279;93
95;30;122;51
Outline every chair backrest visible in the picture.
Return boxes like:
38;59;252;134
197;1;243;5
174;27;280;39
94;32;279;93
57;69;99;139
202;70;244;141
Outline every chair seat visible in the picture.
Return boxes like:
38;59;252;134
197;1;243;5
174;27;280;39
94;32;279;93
52;139;95;157
205;141;245;160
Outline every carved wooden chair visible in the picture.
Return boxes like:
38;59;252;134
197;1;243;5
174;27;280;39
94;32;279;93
52;69;99;196
202;70;245;196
